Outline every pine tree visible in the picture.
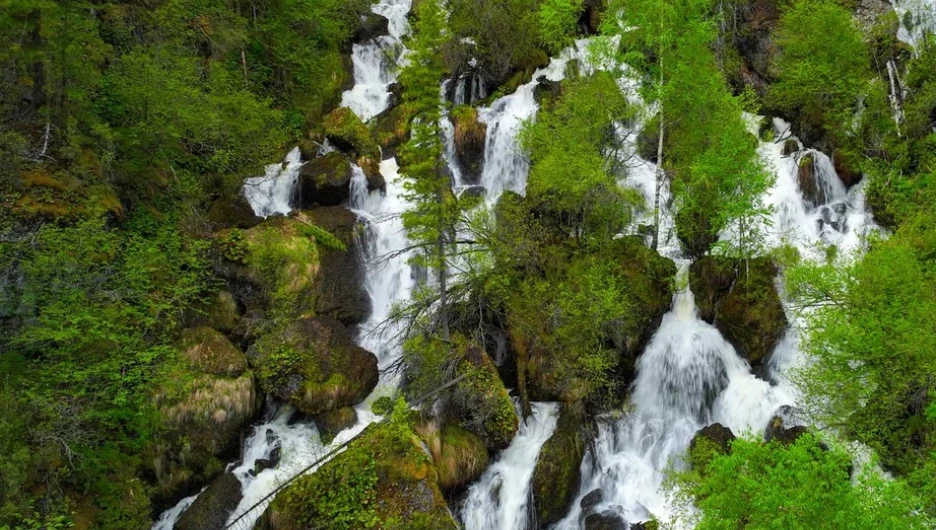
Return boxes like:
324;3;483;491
398;0;457;338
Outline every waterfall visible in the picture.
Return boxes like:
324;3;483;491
460;402;560;530
242;147;304;218
892;0;936;49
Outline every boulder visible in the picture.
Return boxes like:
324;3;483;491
298;152;353;207
180;327;248;377
796;153;827;206
184;289;240;334
358;155;386;192
300;207;371;325
583;511;628;530
580;489;604;512
533;75;563;105
323;107;378;158
421;423;490;490
782;138;800;156
451;338;519;451
174;473;243;530
206;189;261;229
531;403;589;527
353;12;390;43
832;148;862;187
314;406;358;444
248;316;378;416
764;415;809;445
256;420;459;530
689;423;736;474
689;256;788;369
373;102;415;157
451;105;487;183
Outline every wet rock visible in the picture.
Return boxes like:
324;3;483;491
764;415;809;445
180;327;248;377
184;289;240;334
353;12;390;43
689;257;788;369
782;138;801;156
583;511;628;530
533;75;563;104
206;189;261;229
731;0;781;94
580;489;604;511
314;406;358;444
833;149;862;187
692;423;736;455
373;102;415;158
578;0;604;35
298;152;353;207
247;316;378;416
452;105;487;183
175;473;243;530
452;338;519;451
358;154;386;192
301;207;371;326
532;403;589;527
459;185;487;201
797;153;827;206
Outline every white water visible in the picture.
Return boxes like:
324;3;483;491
892;0;936;49
242;147;304;218
461;402;560;530
340;0;413;120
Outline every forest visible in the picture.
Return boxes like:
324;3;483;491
0;0;935;528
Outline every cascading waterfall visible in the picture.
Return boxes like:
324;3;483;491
242;147;304;218
892;0;936;49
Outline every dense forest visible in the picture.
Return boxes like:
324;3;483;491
1;0;935;528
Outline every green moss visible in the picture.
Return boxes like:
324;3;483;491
323;107;378;157
434;425;489;489
453;337;519;450
531;404;587;526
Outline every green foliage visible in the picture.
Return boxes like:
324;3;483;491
671;434;933;529
539;0;584;53
217;228;249;264
768;0;870;145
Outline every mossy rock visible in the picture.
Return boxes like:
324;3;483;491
184;289;240;334
531;403;589;526
674;206;718;259
420;423;489;490
373;102;416;157
151;363;257;503
257;420;459;530
689;423;736;475
323;107;378;158
358;154;386;191
451;338;519;451
300;208;371;326
180;327;248;377
174;472;243;530
206;188;261;229
298;152;353;207
689;256;788;368
636;113;663;163
451;105;487;182
315;406;358;444
796;153;827;206
248;316;378;416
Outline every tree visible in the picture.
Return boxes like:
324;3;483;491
672;434;934;529
399;0;458;339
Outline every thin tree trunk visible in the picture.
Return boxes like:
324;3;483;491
241;48;249;86
652;79;665;250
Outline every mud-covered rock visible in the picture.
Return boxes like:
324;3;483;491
532;403;589;527
174;472;243;530
689;256;788;369
248;316;378;416
298;152;353;207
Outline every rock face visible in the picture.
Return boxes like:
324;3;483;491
300;207;371;326
451;339;519;451
256;421;459;530
531;403;589;527
731;0;781;94
689;256;788;369
151;333;257;502
174;472;243;530
451;105;487;182
248;316;378;416
323;107;377;158
298;152;353;207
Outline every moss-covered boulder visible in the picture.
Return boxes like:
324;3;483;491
206;188;262;229
248;316;378;416
531;403;589;527
151;340;257;502
689;423;736;475
184;289;240;334
420;423;490;490
180;327;248;377
298;152;353;207
358;154;386;192
315;406;358;444
353;12;390;43
256;419;459;530
323;107;378;158
689;256;788;368
300;207;371;325
764;415;808;445
174;472;243;530
796;153;827;206
452;105;487;182
373;102;415;157
451;339;519;451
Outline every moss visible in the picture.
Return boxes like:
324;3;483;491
531;403;588;526
263;416;458;530
179;327;248;377
323;107;378;158
315;406;358;445
420;423;490;490
373;102;416;156
185;289;240;333
452;336;519;450
689;256;788;367
451;105;487;179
